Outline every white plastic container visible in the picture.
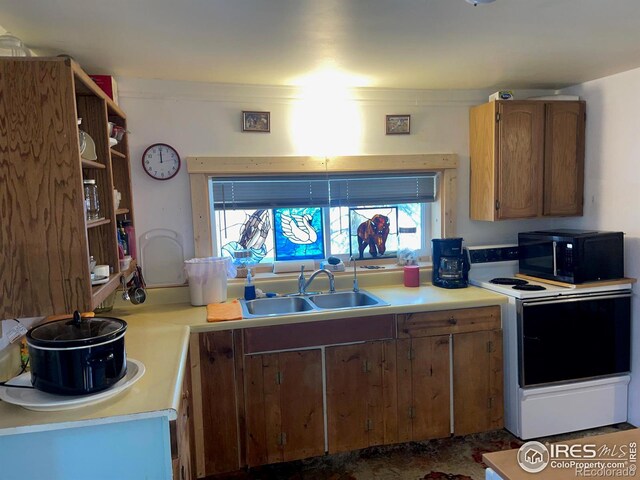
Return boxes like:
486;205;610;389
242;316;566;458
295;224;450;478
184;257;236;306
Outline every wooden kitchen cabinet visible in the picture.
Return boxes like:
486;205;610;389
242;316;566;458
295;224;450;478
469;100;585;221
325;340;398;453
189;307;503;474
397;306;503;437
396;336;451;442
244;349;324;466
190;331;242;477
0;57;137;318
452;329;504;436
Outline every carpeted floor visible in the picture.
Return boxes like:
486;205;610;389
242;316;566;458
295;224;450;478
211;423;634;480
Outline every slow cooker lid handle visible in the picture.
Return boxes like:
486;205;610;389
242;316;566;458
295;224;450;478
70;310;82;327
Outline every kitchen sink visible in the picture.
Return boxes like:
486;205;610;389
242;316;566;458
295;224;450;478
242;296;315;317
239;290;388;318
308;291;386;309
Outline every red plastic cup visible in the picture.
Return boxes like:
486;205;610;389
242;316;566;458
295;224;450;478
404;265;420;287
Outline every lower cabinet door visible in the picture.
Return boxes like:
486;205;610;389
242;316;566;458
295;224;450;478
193;331;242;477
325;341;398;453
396;335;451;442
244;349;324;466
452;330;504;435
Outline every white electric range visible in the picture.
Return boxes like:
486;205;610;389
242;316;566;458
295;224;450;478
466;244;633;439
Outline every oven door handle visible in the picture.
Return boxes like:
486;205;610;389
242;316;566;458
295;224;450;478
523;335;541;341
522;292;632;307
552;240;558;276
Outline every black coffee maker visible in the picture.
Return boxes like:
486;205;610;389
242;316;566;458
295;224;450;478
432;238;469;289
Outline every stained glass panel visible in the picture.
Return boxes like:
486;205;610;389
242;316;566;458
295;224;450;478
273;207;325;261
217;209;274;264
348;206;398;260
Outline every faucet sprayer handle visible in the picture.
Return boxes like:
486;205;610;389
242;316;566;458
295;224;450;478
297;265;306;294
350;256;359;292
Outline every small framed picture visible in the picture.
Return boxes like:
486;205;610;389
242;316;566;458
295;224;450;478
242;111;270;133
386;114;410;135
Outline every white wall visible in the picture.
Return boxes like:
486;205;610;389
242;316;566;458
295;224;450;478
561;68;640;425
118;78;559;281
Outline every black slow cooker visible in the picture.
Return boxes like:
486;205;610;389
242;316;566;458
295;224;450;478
26;312;127;395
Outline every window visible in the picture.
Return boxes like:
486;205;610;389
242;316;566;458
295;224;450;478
211;173;437;265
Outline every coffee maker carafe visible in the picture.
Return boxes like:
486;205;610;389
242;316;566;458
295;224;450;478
432;238;468;289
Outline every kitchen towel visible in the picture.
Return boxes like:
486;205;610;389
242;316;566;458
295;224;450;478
207;299;243;322
45;312;95;322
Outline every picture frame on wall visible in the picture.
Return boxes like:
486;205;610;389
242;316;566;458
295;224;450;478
385;114;410;135
242;111;270;132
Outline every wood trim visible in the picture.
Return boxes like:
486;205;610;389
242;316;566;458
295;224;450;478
189;173;214;257
188;334;206;478
187;154;457;175
188;156;327;175
440;168;457;237
233;331;247;468
326;154;458;172
189;154;458;255
488;329;504;431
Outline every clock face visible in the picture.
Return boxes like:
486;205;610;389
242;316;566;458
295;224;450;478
142;143;181;180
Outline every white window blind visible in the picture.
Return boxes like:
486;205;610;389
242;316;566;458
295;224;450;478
211;173;438;210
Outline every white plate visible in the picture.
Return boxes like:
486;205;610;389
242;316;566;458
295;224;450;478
109;138;118;147
0;358;145;411
91;275;109;286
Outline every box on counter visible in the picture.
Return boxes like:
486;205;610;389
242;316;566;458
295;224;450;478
489;90;514;101
89;75;119;104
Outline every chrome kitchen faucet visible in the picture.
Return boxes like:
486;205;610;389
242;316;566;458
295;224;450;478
297;266;336;295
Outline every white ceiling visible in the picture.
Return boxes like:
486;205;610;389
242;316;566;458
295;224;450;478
2;0;640;90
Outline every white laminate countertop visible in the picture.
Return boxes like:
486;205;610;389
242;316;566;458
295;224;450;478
0;282;506;436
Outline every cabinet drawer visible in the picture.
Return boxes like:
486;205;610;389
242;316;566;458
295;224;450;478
243;315;395;354
397;306;500;338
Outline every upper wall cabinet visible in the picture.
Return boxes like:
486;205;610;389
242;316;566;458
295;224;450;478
469;100;585;221
0;58;136;318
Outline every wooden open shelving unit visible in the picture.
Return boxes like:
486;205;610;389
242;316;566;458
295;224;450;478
0;57;136;318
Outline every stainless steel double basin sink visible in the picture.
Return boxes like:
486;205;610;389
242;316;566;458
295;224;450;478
240;290;388;318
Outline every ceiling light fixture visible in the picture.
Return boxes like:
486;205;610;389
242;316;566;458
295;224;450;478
465;0;496;5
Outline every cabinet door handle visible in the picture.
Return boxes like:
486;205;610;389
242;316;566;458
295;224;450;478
448;316;457;325
408;406;416;420
365;419;374;431
362;360;372;373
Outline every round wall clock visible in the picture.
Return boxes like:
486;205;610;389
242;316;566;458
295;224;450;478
142;143;181;180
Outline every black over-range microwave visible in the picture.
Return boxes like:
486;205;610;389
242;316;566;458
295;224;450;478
518;229;624;284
